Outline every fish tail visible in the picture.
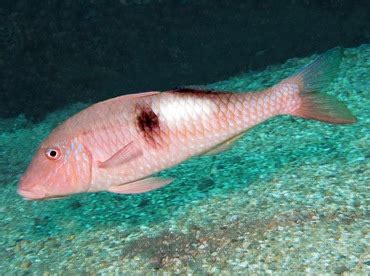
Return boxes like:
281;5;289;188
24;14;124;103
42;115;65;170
288;47;356;124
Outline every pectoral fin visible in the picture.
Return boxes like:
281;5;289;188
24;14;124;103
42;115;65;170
98;141;143;169
108;177;174;194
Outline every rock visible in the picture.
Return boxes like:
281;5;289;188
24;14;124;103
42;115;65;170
239;261;249;268
149;255;163;270
67;235;76;241
334;265;348;274
210;266;220;273
34;216;50;227
138;198;150;207
70;201;82;209
20;261;32;269
198;177;216;192
353;245;364;254
228;215;239;223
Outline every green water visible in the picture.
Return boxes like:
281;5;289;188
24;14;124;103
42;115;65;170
0;45;369;274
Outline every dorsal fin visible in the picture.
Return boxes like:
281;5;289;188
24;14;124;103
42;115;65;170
171;86;218;94
98;91;161;106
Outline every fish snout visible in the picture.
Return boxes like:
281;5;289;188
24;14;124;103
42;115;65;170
19;173;36;190
18;174;46;200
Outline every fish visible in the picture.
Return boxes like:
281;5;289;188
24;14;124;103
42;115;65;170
18;48;356;200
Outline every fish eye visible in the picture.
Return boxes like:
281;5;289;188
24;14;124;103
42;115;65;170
45;147;62;161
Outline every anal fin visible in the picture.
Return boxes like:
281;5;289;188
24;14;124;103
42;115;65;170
108;177;174;194
203;133;245;155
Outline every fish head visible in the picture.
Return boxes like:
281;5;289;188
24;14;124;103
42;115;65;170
18;136;92;200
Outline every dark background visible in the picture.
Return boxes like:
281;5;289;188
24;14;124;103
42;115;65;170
0;0;369;120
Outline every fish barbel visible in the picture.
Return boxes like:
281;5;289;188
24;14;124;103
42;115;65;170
18;48;356;200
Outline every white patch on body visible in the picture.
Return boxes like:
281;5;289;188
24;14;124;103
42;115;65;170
159;96;216;126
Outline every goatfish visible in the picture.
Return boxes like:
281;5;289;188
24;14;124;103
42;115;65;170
18;48;356;200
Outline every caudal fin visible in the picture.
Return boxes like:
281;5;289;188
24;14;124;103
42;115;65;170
290;47;356;124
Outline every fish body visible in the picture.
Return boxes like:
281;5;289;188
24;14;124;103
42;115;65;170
18;48;356;200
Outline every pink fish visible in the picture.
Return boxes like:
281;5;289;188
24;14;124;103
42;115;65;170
18;48;356;200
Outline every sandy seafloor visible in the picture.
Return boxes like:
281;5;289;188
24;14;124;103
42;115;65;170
0;45;369;275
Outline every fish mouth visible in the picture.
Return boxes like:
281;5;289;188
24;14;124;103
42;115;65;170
17;188;46;200
17;188;68;201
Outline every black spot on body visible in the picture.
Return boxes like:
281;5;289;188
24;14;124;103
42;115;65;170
136;105;162;147
137;109;159;133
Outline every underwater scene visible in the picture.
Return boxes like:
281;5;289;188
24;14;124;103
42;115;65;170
1;44;369;274
1;1;369;275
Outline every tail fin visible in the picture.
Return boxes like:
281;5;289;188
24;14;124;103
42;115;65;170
290;47;356;124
